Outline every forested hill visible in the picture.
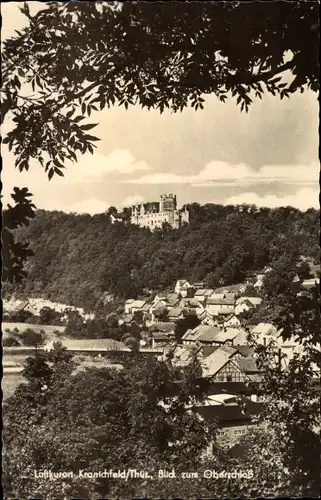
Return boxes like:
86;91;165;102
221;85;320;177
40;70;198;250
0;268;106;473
6;203;319;310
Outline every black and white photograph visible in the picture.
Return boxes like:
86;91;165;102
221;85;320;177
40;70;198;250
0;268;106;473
1;1;320;498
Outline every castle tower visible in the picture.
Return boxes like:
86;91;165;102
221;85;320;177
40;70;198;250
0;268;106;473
160;193;177;212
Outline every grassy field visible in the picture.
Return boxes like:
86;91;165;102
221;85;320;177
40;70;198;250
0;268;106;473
2;322;65;334
2;322;65;339
2;373;26;400
2;352;123;401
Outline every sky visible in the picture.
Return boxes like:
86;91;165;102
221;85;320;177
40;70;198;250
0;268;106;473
1;2;319;214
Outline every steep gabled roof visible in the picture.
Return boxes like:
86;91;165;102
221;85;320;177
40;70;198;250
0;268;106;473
234;356;262;374
12;300;30;312
197;325;221;343
184;298;202;308
165;293;181;307
177;279;189;287
252;323;277;337
182;327;204;342
214;328;241;343
171;344;203;366
168;306;184;318
202;345;238;377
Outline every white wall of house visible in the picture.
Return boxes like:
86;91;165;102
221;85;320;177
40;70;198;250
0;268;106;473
224;316;241;327
235;303;252;315
206;303;235;315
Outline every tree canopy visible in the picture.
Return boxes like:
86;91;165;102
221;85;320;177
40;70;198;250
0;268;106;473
2;1;319;177
6;204;319;309
4;340;319;499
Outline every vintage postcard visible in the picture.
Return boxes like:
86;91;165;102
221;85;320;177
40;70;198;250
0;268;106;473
1;1;320;499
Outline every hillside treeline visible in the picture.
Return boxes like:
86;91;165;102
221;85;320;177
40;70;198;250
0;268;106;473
6;203;319;310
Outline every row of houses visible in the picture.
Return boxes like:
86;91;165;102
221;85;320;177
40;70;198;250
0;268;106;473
122;287;263;327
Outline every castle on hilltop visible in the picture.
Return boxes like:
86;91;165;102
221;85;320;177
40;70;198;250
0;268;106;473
131;194;189;230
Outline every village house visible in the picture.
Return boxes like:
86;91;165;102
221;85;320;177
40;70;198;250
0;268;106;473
182;325;220;346
110;213;127;224
202;345;248;382
302;277;320;289
4;299;39;317
212;327;248;346
150;332;175;349
125;299;150;315
166;344;205;367
235;297;262;315
174;279;191;297
168;305;185;322
194;288;214;304
192;282;206;290
216;313;241;328
198;309;215;326
164;293;182;310
198;398;265;453
149;302;168;324
250;322;279;346
182;297;204;316
124;299;135;314
253;267;272;290
205;296;235;316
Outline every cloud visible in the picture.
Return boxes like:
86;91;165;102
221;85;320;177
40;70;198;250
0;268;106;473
1;149;150;205
64;198;110;215
224;187;319;211
69;149;150;181
126;173;186;184
120;195;145;207
124;161;319;187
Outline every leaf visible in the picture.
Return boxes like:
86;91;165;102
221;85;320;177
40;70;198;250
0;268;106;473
66;108;75;119
81;102;86;114
80;123;98;131
54;167;64;177
53;159;65;169
83;135;100;141
48;168;54;181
